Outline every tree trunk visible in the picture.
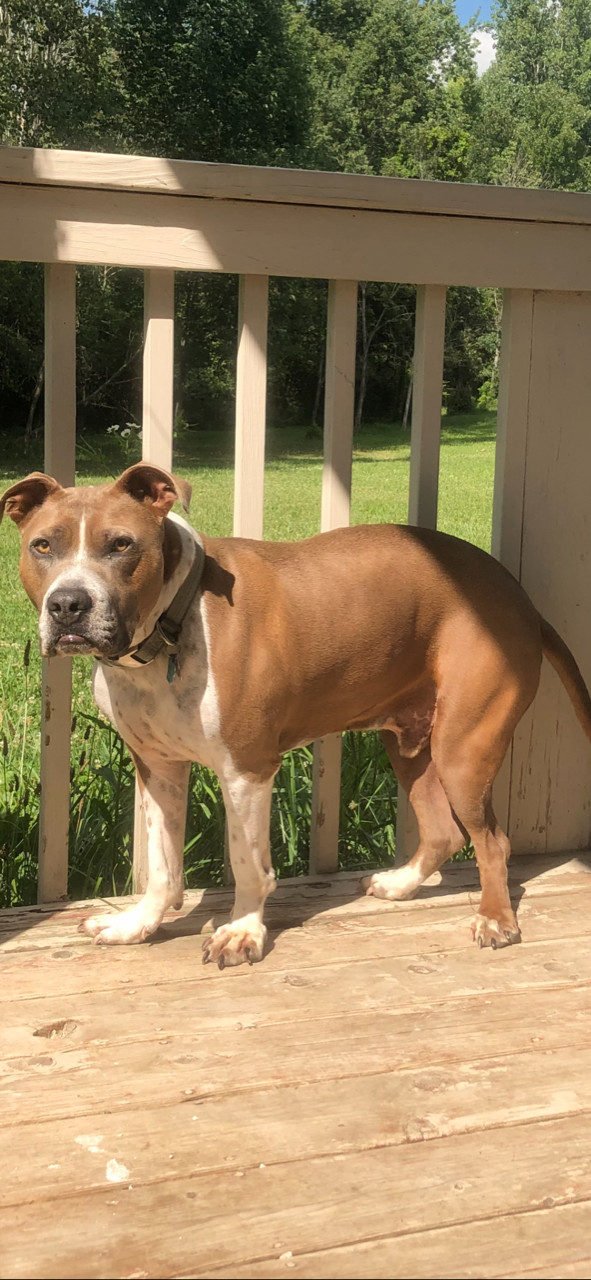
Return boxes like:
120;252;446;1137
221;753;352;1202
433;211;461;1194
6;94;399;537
402;373;413;429
312;347;324;427
24;362;44;453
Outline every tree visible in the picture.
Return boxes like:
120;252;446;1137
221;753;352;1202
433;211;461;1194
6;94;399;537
110;0;313;164
473;0;591;191
299;0;479;180
0;0;121;149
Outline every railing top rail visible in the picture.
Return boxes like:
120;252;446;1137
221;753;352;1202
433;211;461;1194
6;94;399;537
2;145;591;228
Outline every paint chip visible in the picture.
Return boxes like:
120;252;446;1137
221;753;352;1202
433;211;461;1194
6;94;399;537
75;1134;104;1154
106;1158;131;1183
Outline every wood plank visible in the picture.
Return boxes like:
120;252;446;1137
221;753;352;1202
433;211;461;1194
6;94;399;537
233;275;268;539
407;284;446;529
3;988;591;1142
5;185;591;290
508;292;591;855
3;1115;591;1278
310;279;358;876
507;1261;591;1280
5;145;591;227
318;280;357;534
132;268;177;892
187;1201;591;1280
4;938;591;1124
397;283;447;863
142;268;175;471
38;264;77;904
132;268;176;891
4;1042;591;1211
2;851;591;952
491;289;534;579
490;288;535;837
0;888;589;1003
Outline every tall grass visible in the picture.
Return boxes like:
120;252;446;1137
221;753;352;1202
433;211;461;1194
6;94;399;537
0;413;495;907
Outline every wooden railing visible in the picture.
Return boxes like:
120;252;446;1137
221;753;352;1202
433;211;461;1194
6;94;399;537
2;145;591;903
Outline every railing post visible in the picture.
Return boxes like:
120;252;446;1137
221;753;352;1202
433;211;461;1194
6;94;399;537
38;264;77;903
133;268;176;892
396;284;446;864
221;274;269;883
309;280;358;875
491;289;534;835
233;275;269;539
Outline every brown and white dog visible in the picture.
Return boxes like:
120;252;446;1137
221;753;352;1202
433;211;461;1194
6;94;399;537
2;463;591;963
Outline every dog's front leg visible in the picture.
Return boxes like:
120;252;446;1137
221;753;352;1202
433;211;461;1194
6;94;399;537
80;755;190;945
202;771;276;969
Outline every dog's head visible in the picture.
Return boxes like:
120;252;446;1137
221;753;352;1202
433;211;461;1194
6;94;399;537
0;464;191;658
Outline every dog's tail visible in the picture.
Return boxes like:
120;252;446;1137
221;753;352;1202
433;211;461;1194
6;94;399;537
541;616;591;744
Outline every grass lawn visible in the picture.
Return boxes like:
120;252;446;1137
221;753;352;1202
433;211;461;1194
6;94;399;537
0;410;496;906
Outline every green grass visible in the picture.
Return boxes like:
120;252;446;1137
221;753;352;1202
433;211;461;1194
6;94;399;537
0;411;496;906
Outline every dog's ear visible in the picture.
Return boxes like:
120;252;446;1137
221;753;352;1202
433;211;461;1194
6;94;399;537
0;473;62;529
115;464;192;519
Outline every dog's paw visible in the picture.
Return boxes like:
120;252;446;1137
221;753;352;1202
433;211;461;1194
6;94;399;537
471;912;521;950
362;866;421;901
202;914;267;970
79;905;163;946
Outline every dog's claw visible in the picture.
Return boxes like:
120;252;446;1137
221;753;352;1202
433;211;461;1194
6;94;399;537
245;946;254;966
477;935;484;949
202;948;210;965
218;955;225;971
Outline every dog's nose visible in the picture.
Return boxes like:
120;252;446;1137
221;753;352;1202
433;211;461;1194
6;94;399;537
47;586;93;621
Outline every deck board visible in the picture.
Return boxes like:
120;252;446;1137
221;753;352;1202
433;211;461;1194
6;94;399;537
2;856;591;1279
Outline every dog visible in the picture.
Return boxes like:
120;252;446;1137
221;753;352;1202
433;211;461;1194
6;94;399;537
2;462;591;963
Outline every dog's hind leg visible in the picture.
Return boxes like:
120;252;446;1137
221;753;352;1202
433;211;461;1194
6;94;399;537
364;732;466;901
431;699;522;949
202;767;277;969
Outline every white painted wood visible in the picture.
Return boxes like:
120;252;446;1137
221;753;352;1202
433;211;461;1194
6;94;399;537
408;285;446;528
508;292;591;855
6;145;591;226
492;291;534;579
225;276;269;883
310;281;357;875
233;275;268;539
4;185;591;291
396;286;446;864
38;265;76;903
142;269;175;470
490;290;534;837
133;270;176;893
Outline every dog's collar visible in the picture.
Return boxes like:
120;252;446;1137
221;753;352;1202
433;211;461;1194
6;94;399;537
99;541;205;682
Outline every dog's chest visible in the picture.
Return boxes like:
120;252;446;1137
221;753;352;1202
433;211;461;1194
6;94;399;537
91;601;225;768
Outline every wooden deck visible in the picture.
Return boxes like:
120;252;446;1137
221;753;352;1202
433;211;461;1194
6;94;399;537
3;855;591;1280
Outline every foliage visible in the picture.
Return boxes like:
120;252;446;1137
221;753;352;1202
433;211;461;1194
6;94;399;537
0;0;527;435
473;0;591;190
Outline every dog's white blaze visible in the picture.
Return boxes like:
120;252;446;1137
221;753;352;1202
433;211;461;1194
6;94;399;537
73;512;86;564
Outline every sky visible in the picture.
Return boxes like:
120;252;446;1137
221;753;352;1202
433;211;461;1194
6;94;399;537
455;0;493;21
453;0;496;77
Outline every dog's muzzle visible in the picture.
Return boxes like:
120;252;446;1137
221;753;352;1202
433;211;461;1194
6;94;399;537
45;583;94;653
42;580;129;658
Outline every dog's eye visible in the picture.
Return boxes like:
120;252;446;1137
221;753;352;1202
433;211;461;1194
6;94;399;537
31;538;51;555
112;537;133;554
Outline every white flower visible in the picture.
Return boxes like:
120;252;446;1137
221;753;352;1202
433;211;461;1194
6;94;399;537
120;428;131;438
